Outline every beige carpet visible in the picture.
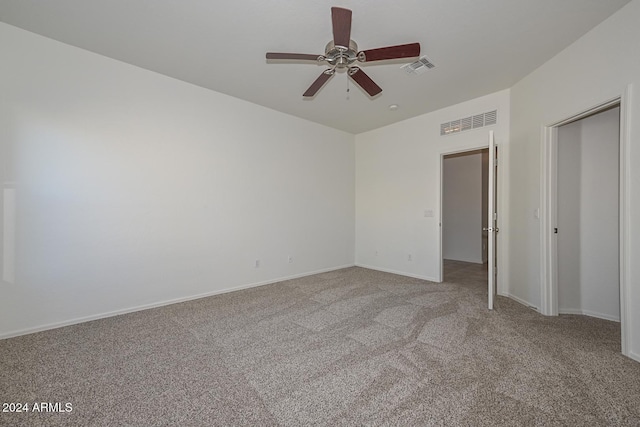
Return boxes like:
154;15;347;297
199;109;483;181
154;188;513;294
1;263;639;426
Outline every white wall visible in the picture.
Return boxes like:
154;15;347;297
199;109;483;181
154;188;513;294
557;107;620;321
509;0;640;360
355;90;510;283
443;152;483;263
0;23;355;338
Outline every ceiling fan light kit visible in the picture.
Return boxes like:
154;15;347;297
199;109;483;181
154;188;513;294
266;7;420;98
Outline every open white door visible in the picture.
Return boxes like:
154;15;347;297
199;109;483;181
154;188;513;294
487;131;497;310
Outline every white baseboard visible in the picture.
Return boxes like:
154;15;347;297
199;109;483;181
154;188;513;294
443;257;484;264
354;263;439;282
629;351;640;364
0;264;355;340
500;292;539;311
558;308;620;323
500;296;621;323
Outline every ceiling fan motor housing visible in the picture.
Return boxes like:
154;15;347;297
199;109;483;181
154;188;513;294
323;40;359;68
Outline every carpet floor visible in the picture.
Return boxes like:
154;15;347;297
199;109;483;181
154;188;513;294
1;263;639;426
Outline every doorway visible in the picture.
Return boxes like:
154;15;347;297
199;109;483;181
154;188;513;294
441;148;490;282
557;106;620;321
540;91;631;357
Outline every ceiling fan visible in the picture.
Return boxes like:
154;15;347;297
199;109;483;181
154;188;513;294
266;7;420;98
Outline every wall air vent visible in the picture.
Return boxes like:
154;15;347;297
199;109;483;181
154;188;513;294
484;110;497;126
401;56;436;75
440;110;498;136
461;116;472;132
472;114;484;129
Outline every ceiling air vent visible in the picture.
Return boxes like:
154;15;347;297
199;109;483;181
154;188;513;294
441;110;497;136
401;56;436;75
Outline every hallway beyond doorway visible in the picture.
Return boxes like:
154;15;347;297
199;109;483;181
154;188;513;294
443;259;488;285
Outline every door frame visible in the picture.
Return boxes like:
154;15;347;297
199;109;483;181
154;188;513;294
438;139;500;290
539;85;631;356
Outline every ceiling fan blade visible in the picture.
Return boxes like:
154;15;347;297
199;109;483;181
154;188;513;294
349;67;382;97
358;43;421;62
303;71;334;97
331;7;352;48
266;52;322;61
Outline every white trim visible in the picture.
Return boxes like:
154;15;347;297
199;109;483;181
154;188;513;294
551;98;622;127
619;84;632;356
443;257;485;264
355;263;438;282
540;85;632;358
488;130;496;310
502;292;539;311
540;125;555;315
630;352;640;364
439;145;489;157
439;150;444;283
0;264;355;340
558;309;620;323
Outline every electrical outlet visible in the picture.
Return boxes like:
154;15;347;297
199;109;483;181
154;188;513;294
408;254;413;262
254;259;260;268
288;256;293;263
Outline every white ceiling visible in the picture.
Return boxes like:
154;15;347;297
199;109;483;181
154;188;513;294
0;0;631;134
